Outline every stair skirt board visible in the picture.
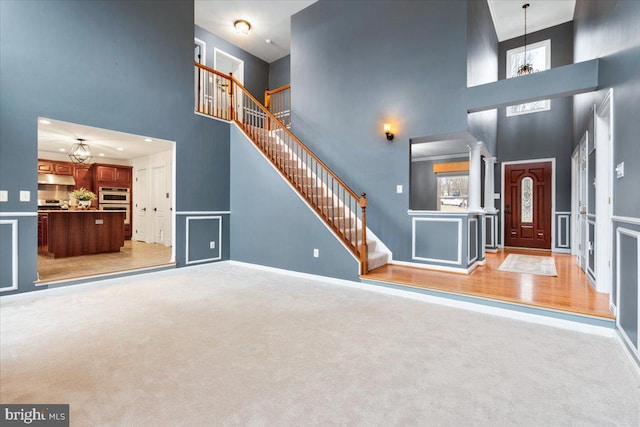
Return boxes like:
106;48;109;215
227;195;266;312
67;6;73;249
236;122;390;272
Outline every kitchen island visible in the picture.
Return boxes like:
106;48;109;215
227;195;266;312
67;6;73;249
38;210;125;258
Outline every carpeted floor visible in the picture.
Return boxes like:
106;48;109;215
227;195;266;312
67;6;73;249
1;263;639;426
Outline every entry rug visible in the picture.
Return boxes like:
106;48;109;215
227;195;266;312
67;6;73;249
498;254;558;276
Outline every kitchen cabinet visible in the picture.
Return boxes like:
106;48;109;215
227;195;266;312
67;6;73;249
38;159;76;177
37;160;55;173
53;162;74;175
39;211;125;258
93;164;133;240
37;213;48;248
94;164;132;187
73;165;93;191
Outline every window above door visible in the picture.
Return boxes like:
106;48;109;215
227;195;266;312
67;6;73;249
506;39;551;117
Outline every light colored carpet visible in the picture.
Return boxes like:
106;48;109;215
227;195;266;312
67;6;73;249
1;263;638;426
498;253;558;276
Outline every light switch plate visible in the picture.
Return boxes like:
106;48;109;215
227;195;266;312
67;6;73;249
396;185;403;194
493;193;501;199
313;248;319;258
209;241;216;249
19;191;30;202
616;162;624;179
0;190;7;202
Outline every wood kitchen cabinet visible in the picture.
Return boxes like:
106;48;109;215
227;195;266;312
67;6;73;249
37;213;48;248
53;162;74;175
93;164;132;187
73;165;93;191
37;160;55;173
38;159;76;177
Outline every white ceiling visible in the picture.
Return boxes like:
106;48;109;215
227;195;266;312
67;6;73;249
195;1;575;64
194;0;317;64
38;118;173;162
487;0;576;41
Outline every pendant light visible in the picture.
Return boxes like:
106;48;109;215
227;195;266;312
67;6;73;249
69;138;93;164
517;3;534;76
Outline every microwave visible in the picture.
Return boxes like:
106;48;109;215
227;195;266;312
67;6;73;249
99;187;130;204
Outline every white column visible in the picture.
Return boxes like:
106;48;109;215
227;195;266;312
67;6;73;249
484;157;497;214
468;142;483;212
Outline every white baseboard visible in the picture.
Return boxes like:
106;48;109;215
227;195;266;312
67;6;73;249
227;261;360;287
391;260;477;275
553;248;572;254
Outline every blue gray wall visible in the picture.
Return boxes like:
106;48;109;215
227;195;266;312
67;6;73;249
573;0;640;362
269;55;291;89
0;0;231;293
496;22;575;212
466;0;498;155
194;25;269;100
290;0;469;262
229;126;359;281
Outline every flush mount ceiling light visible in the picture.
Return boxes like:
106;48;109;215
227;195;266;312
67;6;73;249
517;3;534;76
234;19;251;35
69;139;93;164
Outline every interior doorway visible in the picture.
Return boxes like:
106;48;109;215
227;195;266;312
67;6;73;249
214;48;244;121
36;118;175;284
570;90;613;295
502;160;553;249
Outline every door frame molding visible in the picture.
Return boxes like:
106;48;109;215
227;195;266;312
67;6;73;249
595;89;614;296
194;37;206;65
213;48;244;85
500;158;556;250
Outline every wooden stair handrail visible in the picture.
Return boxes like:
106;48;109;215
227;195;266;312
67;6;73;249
195;62;369;273
229;76;362;204
265;84;291;96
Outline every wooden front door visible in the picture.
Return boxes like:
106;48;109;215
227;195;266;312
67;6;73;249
504;161;552;249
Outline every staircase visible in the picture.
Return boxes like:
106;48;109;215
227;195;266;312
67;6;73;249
195;63;389;274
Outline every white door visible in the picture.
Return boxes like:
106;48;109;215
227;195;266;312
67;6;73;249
134;168;148;242
152;164;168;245
577;133;588;273
214;48;244;122
595;92;613;295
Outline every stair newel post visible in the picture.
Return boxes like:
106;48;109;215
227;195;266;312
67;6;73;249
264;88;271;132
359;193;368;275
229;72;235;122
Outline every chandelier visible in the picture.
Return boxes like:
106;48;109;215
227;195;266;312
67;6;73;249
69;138;93;164
517;3;534;76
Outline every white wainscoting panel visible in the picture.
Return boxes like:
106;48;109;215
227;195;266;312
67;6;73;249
185;215;222;265
412;217;462;265
0;219;19;292
615;226;640;360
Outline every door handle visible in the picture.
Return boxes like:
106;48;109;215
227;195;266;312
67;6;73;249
142;207;146;212
153;208;157;212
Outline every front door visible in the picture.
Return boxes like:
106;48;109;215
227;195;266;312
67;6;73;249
504;161;552;249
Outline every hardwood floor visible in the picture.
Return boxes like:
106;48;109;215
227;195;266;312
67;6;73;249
362;248;613;319
37;241;173;283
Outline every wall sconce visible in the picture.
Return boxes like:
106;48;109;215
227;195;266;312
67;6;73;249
234;20;251;35
383;123;394;141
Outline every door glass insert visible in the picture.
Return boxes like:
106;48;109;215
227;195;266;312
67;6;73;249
521;177;533;223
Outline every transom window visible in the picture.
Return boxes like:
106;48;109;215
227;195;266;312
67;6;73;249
506;39;551;116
